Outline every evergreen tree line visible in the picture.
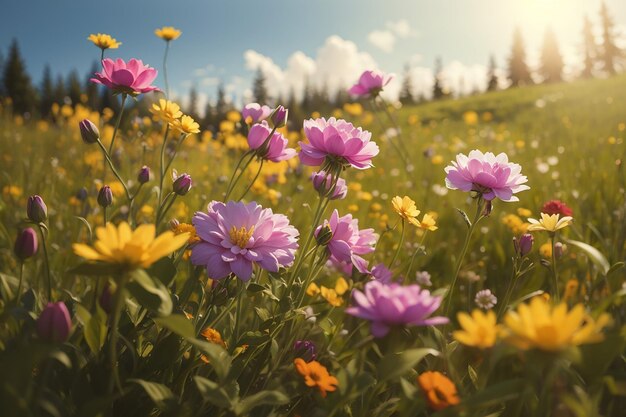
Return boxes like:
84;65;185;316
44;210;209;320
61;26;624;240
1;1;623;126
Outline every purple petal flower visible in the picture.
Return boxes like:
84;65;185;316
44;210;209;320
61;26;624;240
346;280;448;338
370;263;392;283
299;118;379;170
242;103;272;124
348;70;394;97
91;58;159;96
37;302;72;343
444;150;529;202
191;201;299;281
315;210;377;274
294;340;317;360
247;121;296;162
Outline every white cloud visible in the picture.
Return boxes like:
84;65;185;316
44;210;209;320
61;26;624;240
200;77;220;87
386;19;416;38
440;61;488;96
243;35;377;101
368;30;396;53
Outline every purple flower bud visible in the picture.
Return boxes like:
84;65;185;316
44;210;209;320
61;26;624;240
294;340;317;360
271;105;288;128
173;173;192;196
76;187;88;201
315;224;334;246
517;233;534;257
97;185;113;208
78;119;100;144
27;195;48;223
14;228;38;260
169;219;180;230
137;165;150;184
554;242;565;259
37;302;72;343
311;171;348;200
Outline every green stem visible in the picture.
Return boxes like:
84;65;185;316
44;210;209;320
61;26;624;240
163;41;171;98
389;219;406;268
232;281;246;347
550;234;560;302
498;263;518;319
237;159;263;201
163;134;187;180
444;198;485;315
37;224;52;302
107;94;127;156
224;151;255;201
103;206;107;226
108;275;129;394
156;193;177;227
96;139;132;201
158;125;171;205
16;261;24;304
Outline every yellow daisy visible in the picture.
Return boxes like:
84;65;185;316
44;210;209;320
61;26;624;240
170;115;200;135
527;213;573;233
391;195;420;226
87;33;121;50
155;26;182;41
151;99;182;124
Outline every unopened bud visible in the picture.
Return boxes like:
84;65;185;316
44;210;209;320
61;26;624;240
14;228;38;260
79;119;100;144
137;165;150;184
271;105;288;128
173;173;192;196
27;195;48;223
37;302;72;343
97;185;113;208
513;233;534;258
315;225;333;246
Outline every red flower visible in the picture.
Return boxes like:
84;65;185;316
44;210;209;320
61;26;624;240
541;200;573;217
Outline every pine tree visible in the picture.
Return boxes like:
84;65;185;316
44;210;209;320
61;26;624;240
540;28;564;83
252;68;268;104
187;86;199;120
432;57;445;100
301;78;313;113
287;87;302;127
53;75;66;105
486;55;499;91
581;15;596;78
508;28;533;87
0;51;5;97
67;69;83;106
85;61;100;110
40;65;54;117
3;39;37;114
215;82;228;121
202;100;214;130
398;64;415;105
598;1;623;75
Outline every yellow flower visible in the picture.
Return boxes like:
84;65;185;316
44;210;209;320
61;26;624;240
453;310;498;349
170;115;200;135
527;213;573;233
503;296;612;351
87;33;121;50
172;222;200;244
539;242;552;258
151;99;182;123
502;214;529;235
306;283;321;296
334;277;349;295
517;208;532;217
418;213;438;231
320;287;343;307
72;222;189;269
155;26;182;41
391;196;420;226
463;111;478;126
294;358;338;398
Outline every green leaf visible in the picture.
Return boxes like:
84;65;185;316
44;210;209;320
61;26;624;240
186;338;232;381
233;390;289;415
127;269;173;316
377;348;439;383
468;365;479;388
194;376;239;409
153;314;195;339
76;304;107;354
459;378;526;410
563;239;610;275
129;379;175;410
68;262;122;276
147;257;178;286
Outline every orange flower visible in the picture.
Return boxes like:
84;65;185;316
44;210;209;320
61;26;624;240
294;358;338;398
201;327;226;348
417;371;460;411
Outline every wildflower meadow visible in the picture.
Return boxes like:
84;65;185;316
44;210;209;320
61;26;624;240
1;4;626;417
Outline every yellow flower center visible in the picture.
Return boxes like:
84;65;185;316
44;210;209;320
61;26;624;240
229;225;255;248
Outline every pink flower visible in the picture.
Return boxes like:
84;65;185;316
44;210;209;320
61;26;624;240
348;70;394;97
247;121;296;162
242;103;272;124
315;210;377;274
310;171;348;200
444;150;529;202
299;118;379;169
91;58;158;96
370;263;393;283
191;201;299;281
346;280;448;338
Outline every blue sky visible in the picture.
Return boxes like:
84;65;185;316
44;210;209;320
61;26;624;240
1;0;625;104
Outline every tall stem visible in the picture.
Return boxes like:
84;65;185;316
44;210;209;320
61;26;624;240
37;224;52;302
16;261;24;304
444;198;485;315
158;125;171;205
103;206;108;226
96;140;132;200
389;220;406;268
107;94;127;156
498;264;518;319
550;235;560;302
232;281;246;347
108;276;128;394
237;160;263;201
224;152;255;201
163;41;171;98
